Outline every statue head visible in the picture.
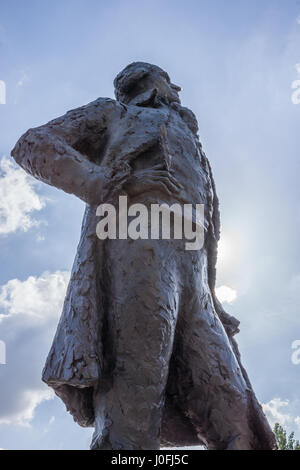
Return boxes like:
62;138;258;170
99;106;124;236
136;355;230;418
114;62;181;106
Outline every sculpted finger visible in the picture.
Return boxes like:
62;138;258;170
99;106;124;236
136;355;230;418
151;163;167;171
156;181;174;196
151;171;183;190
152;176;180;193
168;174;184;189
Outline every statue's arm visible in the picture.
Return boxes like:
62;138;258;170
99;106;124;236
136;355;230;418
11;98;116;205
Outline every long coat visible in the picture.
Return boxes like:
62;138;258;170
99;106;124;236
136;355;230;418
11;96;247;446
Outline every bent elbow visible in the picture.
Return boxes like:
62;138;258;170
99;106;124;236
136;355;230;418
11;128;36;168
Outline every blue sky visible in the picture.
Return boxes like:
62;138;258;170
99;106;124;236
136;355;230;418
0;0;300;450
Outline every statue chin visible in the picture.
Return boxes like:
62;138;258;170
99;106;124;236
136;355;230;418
127;87;158;107
128;88;181;107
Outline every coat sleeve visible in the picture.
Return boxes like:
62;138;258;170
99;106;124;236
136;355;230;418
11;98;116;205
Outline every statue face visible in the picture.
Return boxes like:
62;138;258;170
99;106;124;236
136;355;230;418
122;72;181;105
142;72;181;104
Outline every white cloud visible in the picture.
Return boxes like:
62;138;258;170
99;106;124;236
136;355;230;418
0;271;69;320
215;285;237;304
0;271;70;426
0;156;45;235
262;398;300;438
0;389;54;427
262;398;292;427
295;417;300;431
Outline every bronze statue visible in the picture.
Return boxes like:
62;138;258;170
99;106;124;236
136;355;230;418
11;62;276;450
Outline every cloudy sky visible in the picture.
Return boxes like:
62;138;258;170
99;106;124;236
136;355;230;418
0;0;300;450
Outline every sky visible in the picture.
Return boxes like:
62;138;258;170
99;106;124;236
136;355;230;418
0;0;300;450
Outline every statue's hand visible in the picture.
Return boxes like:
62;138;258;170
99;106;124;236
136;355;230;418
88;163;183;206
88;161;132;206
123;163;183;198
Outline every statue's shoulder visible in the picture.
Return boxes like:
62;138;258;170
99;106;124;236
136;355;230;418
65;97;119;118
91;97;119;109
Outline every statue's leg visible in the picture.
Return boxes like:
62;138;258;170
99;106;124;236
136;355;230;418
91;238;180;450
168;248;275;450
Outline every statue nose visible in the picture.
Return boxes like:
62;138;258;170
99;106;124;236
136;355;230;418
170;83;182;92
